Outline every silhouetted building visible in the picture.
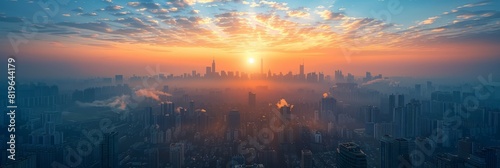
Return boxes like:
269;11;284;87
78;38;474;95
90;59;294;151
380;135;410;168
321;94;336;123
301;149;313;168
458;137;473;159
337;142;367;168
248;92;256;107
101;132;118;168
170;143;185;168
115;75;123;84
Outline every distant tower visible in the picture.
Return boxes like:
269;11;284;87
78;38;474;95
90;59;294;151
299;61;305;80
115;75;123;84
212;57;216;74
248;92;256;108
101;132;118;168
301;149;313;168
337;142;367;168
170;143;185;168
380;135;410;168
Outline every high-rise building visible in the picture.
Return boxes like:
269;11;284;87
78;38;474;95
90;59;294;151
115;75;123;84
212;58;216;74
144;107;153;128
228;110;241;130
415;84;421;97
337;142;367;168
321;94;336;122
280;104;293;122
101;132;118;168
189;100;195;117
170;143;185;168
301;149;313;168
389;94;396;113
248;92;256;107
393;106;404;137
458;137;473;159
404;100;420;138
161;102;175;116
299;62;305;80
380;135;410;168
205;66;211;77
398;94;405;107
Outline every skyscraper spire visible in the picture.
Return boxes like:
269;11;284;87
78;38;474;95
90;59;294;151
211;57;216;74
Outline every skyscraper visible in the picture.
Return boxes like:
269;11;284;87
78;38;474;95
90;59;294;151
248;92;256;107
398;94;405;107
299;62;305;80
211;58;216;74
161;102;175;116
228;110;241;130
101;132;118;168
321;94;336;122
458;137;473;159
205;66;211;77
170;143;185;168
337;142;367;168
115;75;123;84
301;149;313;168
380;135;410;168
144;107;153;128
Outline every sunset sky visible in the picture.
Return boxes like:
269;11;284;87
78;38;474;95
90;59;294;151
1;0;499;79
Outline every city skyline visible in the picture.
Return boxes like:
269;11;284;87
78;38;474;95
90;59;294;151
1;0;500;79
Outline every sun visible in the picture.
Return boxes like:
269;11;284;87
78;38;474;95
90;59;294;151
248;57;255;64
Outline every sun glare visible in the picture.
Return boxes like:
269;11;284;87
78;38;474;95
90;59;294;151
248;57;255;64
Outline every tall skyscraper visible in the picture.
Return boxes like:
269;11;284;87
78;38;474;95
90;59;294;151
458;137;473;159
321;94;336;122
380;135;410;168
161;102;175;116
228;110;241;130
337;142;367;168
115;75;123;84
101;132;118;168
144;107;153;128
170;143;185;168
248;92;256;107
205;66;211;77
301;149;313;168
404;100;421;138
211;58;216;74
299;62;305;80
398;94;405;107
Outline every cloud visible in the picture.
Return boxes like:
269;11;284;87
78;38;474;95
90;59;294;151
457;1;490;9
317;10;344;20
72;7;84;13
80;12;98;16
105;5;124;11
62;13;71;17
135;89;172;101
419;16;439;25
58;22;112;33
287;10;310;18
76;95;131;112
360;78;399;87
